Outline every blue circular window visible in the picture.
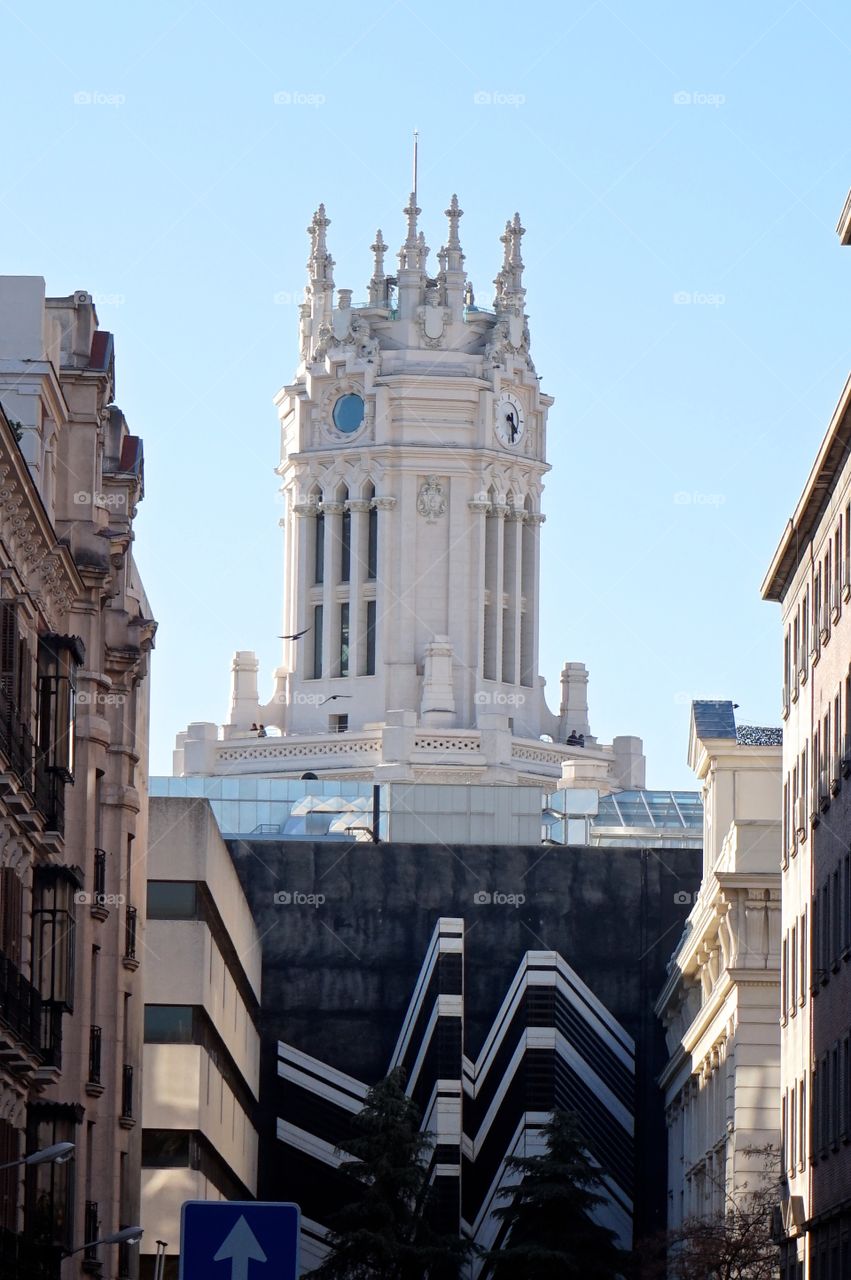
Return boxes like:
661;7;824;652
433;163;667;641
332;394;365;434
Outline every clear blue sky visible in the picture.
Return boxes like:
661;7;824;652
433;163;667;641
2;0;850;788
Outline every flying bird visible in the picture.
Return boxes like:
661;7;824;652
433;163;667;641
279;627;311;640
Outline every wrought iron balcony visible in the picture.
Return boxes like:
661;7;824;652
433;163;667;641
0;685;34;796
83;1200;99;1264
0;947;43;1063
120;1064;133;1120
87;1025;102;1086
93;849;106;901
0;1227;61;1280
124;906;137;961
34;755;65;835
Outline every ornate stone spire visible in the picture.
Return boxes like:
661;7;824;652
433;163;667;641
368;229;388;307
439;194;467;320
445;194;464;258
307;204;334;288
416;229;429;272
493;218;511;308
306;204;334;329
494;213;525;310
508;211;525;293
399;192;421;271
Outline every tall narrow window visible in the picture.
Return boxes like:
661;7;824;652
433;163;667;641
312;606;323;679
314;512;325;585
339;603;350;677
367;506;377;580
340;507;351;583
31;867;76;1010
365;601;376;676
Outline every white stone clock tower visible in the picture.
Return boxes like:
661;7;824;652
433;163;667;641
174;192;645;788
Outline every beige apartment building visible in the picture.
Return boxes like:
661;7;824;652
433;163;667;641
140;797;260;1280
0;279;155;1280
763;361;851;1278
656;702;782;1237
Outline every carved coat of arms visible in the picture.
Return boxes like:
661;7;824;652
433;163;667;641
417;475;447;523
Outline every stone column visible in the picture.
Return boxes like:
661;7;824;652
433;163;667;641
491;499;508;682
372;496;396;685
521;511;544;688
347;499;371;678
504;508;524;685
291;502;315;682
321;501;344;678
468;494;490;704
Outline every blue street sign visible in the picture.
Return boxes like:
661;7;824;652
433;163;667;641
180;1201;300;1280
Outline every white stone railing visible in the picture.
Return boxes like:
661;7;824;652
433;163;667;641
215;733;382;768
412;733;481;753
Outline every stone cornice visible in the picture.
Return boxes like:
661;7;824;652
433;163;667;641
0;414;83;624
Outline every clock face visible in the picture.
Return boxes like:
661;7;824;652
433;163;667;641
332;393;365;435
495;393;524;447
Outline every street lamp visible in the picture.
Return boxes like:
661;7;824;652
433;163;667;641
64;1225;143;1257
0;1141;75;1171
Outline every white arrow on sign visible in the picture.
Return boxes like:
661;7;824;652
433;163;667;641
213;1215;268;1280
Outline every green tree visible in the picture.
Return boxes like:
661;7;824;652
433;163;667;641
314;1067;470;1280
483;1110;627;1279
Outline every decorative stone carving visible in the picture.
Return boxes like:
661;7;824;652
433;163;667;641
417;476;447;523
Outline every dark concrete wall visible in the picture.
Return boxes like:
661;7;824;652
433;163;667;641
225;837;702;1238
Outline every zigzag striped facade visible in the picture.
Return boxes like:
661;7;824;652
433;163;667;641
275;917;635;1274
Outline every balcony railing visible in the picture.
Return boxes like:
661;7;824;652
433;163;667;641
93;849;106;902
88;1025;102;1085
83;1200;99;1263
124;906;137;962
0;1227;61;1280
120;1064;134;1120
34;755;65;835
0;947;43;1059
0;685;34;795
40;1002;63;1070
